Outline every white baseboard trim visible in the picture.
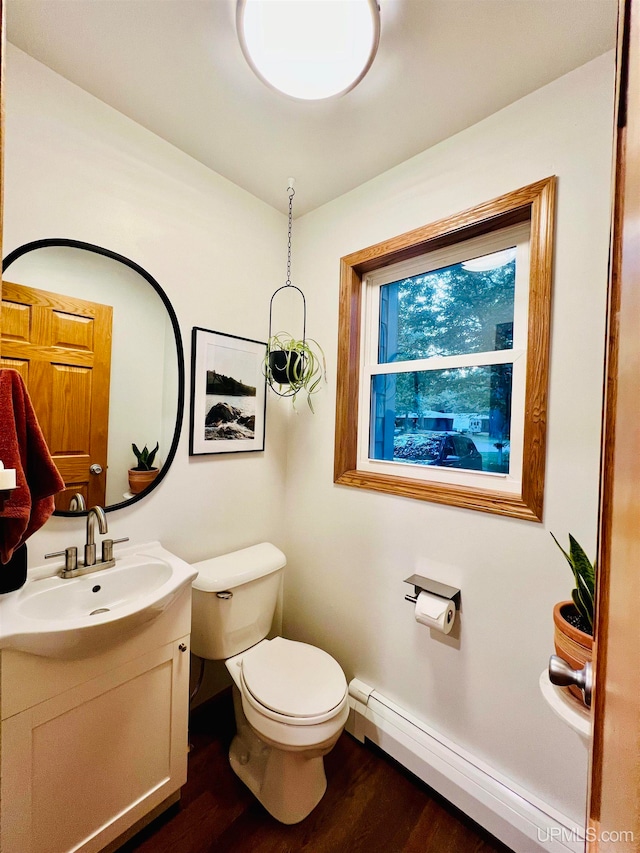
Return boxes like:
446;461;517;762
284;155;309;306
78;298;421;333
346;678;584;853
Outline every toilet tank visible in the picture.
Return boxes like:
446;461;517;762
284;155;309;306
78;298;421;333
191;542;286;660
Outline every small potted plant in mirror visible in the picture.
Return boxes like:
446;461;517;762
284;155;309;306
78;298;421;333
551;532;596;703
264;333;327;412
128;442;160;495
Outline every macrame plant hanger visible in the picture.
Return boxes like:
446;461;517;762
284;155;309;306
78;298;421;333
267;179;307;398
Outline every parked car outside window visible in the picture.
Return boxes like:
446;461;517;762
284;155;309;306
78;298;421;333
393;432;483;471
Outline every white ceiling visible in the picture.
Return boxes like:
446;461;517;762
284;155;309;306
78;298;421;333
6;0;617;216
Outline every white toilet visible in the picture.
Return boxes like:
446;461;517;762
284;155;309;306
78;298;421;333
190;542;349;825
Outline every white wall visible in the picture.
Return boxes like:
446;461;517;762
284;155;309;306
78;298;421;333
3;44;290;571
281;53;615;825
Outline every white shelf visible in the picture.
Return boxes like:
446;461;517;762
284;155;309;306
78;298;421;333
539;670;591;741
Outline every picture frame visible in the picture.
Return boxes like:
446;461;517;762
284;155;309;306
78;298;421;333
189;327;267;455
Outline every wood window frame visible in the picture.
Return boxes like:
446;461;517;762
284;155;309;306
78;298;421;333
334;176;556;522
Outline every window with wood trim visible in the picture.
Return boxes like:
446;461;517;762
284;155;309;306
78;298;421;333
334;177;556;521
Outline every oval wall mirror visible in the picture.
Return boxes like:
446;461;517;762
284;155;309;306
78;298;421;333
1;239;184;515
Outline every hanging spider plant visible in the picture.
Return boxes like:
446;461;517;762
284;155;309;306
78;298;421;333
265;181;327;412
264;332;326;412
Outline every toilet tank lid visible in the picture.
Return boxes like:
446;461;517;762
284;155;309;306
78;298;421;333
192;542;286;592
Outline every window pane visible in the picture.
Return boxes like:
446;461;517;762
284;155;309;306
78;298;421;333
370;364;512;474
378;249;516;363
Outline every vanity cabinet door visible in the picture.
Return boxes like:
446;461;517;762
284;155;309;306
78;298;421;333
0;635;191;853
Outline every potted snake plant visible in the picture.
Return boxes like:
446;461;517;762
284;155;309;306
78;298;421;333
128;442;160;495
551;532;596;702
264;333;327;412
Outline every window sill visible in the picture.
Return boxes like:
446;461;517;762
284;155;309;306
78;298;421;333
334;468;543;522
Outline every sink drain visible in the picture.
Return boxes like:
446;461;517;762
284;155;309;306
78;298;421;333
90;607;110;616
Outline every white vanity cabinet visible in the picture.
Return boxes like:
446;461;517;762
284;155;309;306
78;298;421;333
0;585;192;853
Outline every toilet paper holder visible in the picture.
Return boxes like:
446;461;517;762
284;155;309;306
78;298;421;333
404;575;461;610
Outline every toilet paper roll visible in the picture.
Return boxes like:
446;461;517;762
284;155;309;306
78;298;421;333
414;591;456;634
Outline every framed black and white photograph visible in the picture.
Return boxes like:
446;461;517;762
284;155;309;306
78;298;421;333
190;327;267;455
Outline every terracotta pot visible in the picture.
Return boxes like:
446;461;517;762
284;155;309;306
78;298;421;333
128;468;159;495
553;600;593;703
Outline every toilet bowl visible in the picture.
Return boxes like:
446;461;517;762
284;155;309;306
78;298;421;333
226;637;349;823
190;543;348;824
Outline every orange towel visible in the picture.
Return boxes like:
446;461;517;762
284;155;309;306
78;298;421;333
0;369;65;564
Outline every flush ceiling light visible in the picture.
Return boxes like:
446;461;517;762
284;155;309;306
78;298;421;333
236;0;381;101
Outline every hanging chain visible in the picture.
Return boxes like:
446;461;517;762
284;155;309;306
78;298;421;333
267;182;307;400
285;186;295;287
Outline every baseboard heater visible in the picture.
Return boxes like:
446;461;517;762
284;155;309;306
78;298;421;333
346;678;584;853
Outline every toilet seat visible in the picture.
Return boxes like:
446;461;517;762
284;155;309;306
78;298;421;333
239;637;348;726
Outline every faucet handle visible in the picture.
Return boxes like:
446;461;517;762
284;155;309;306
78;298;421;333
45;547;78;573
101;537;129;563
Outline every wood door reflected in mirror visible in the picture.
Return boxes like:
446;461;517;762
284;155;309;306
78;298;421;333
1;240;184;514
2;280;112;509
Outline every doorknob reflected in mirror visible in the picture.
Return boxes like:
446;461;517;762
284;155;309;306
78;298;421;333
549;655;593;708
90;464;103;475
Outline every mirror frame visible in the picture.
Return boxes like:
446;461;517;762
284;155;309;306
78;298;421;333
2;237;185;515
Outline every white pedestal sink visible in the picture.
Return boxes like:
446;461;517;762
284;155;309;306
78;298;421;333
0;540;197;658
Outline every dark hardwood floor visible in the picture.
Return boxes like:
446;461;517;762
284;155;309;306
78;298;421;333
120;691;515;853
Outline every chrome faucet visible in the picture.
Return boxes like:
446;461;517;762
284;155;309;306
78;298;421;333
85;505;108;567
68;492;86;512
44;505;129;578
